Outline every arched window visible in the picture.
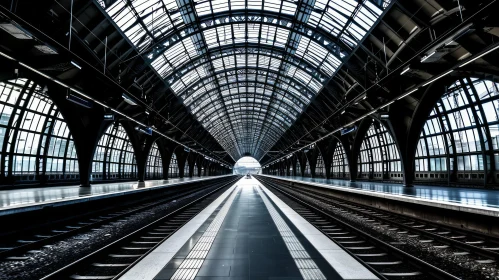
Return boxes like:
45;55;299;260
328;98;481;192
415;78;499;183
295;160;302;176
331;143;349;178
169;153;179;178
193;162;198;176
358;121;401;180
91;124;137;180
146;142;163;179
184;160;190;177
304;158;311;177
0;79;79;183
316;153;326;178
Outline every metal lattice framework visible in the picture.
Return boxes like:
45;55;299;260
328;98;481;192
0;79;79;181
103;0;387;159
169;153;179;178
415;77;499;177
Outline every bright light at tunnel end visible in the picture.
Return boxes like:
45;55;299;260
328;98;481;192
233;156;262;175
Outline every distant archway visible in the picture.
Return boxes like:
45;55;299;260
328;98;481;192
233;157;261;175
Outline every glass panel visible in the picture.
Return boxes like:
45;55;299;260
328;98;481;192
315;153;326;177
304;158;311;177
169;153;179;178
0;79;79;181
357;121;401;178
295;160;302;176
184;156;190;177
91;124;137;180
332;142;349;178
414;78;499;180
146;142;163;179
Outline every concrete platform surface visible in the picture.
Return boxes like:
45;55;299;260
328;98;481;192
263;175;499;217
121;177;377;280
0;176;230;215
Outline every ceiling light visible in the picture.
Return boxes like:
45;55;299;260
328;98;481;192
397;88;419;100
422;70;453;87
0;23;32;39
420;52;436;63
34;45;58;55
135;126;152;136
379;101;394;109
122;93;138;106
459;45;499;68
66;93;92;108
400;66;410;75
70;61;82;70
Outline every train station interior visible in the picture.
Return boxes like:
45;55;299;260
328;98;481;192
0;0;499;279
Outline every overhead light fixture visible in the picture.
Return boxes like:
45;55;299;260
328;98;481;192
0;23;32;39
445;40;455;46
397;88;419;100
459;45;499;68
34;45;58;55
400;66;410;75
341;110;346;114
70;61;82;70
135;126;152;136
420;51;436;63
379;101;394;109
145;111;150;115
122;93;138;106
422;70;453;87
380;114;390;119
66;93;92;108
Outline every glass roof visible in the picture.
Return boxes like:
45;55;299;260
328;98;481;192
104;0;387;159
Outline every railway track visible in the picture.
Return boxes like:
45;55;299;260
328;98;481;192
257;177;499;264
255;176;462;280
0;177;238;262
37;177;239;280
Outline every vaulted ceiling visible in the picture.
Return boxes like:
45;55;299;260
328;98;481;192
100;0;389;160
0;0;498;165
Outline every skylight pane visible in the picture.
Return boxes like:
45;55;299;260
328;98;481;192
248;0;263;9
264;0;282;13
151;55;171;78
230;0;245;10
281;0;297;15
195;0;212;16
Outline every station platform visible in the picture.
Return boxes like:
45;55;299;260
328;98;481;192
261;175;499;217
120;177;377;280
0;176;230;216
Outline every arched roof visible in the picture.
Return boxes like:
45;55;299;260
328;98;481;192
103;0;387;159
